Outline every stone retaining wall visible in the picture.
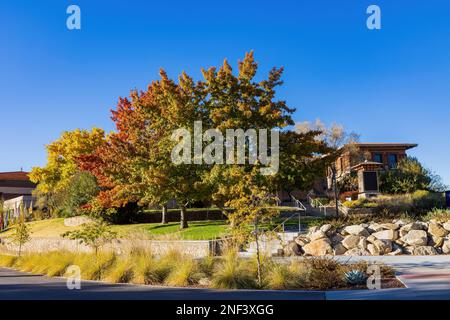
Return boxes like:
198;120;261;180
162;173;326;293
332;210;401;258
283;219;450;257
0;237;222;258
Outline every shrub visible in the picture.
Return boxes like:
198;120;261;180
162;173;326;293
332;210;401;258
105;256;135;283
79;252;116;280
211;250;258;289
264;262;304;290
165;259;200;287
45;251;75;277
380;157;446;194
0;255;18;267
132;253;167;285
424;209;450;223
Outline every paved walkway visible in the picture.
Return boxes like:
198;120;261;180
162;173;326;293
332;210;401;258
1;256;450;300
328;256;450;300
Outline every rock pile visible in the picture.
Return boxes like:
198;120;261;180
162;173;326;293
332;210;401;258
284;220;450;256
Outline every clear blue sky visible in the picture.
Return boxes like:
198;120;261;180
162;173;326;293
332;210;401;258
1;0;449;185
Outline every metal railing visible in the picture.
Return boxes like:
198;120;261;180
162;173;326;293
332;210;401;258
278;195;306;233
306;191;328;215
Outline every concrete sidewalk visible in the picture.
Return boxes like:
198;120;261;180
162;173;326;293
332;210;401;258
327;256;450;300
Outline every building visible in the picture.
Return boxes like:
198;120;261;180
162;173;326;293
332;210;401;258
0;171;36;202
0;171;36;229
327;143;418;198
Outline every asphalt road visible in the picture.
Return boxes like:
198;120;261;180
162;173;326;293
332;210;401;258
0;267;325;300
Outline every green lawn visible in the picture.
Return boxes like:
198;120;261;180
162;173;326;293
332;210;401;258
0;218;230;240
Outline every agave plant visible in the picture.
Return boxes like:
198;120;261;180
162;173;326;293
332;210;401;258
344;270;367;285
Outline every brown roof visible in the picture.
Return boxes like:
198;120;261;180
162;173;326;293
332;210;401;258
0;171;32;182
355;143;418;150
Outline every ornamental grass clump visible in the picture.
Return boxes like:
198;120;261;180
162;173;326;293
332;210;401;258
79;251;116;280
105;255;135;283
0;254;18;267
211;249;258;289
45;251;76;277
264;262;305;290
164;259;200;287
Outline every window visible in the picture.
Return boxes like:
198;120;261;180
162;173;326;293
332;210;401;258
373;153;383;163
388;154;398;168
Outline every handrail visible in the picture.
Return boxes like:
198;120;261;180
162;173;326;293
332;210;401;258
337;200;349;216
306;192;328;215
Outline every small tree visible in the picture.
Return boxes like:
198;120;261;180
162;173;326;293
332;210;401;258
10;205;31;257
380;157;446;194
62;219;117;255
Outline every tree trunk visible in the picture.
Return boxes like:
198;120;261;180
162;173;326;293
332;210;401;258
254;215;262;287
332;166;339;218
161;204;168;224
180;205;188;229
18;243;22;257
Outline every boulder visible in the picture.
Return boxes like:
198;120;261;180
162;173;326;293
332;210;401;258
366;235;377;244
284;242;303;256
428;223;449;238
330;233;344;245
320;224;333;233
309;230;328;242
413;246;438;256
303;239;333;256
400;222;425;235
367;243;381;255
372;230;398;241
393;219;407;227
367;223;384;233
341;235;363;250
380;223;400;231
358;237;368;250
333;243;347;255
373;239;392;254
442;222;450;232
387;249;403;256
345;248;371;256
343;225;370;237
404;246;415;255
294;236;310;247
401;230;428;246
442;239;450;254
429;236;444;248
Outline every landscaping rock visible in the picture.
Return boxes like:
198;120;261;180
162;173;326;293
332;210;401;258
413;246;437;256
284;242;303;256
294;236;310;247
366;235;377;244
344;225;370;237
330;233;344;245
442;222;450;232
380;223;400;230
442;239;450;254
345;248;371;256
429;236;444;248
303;239;333;256
388;249;403;256
373;239;392;254
401;230;428;246
367;243;381;255
309;230;327;242
428;223;449;238
367;223;384;233
341;235;363;250
333;243;347;255
320;224;333;233
372;230;398;241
